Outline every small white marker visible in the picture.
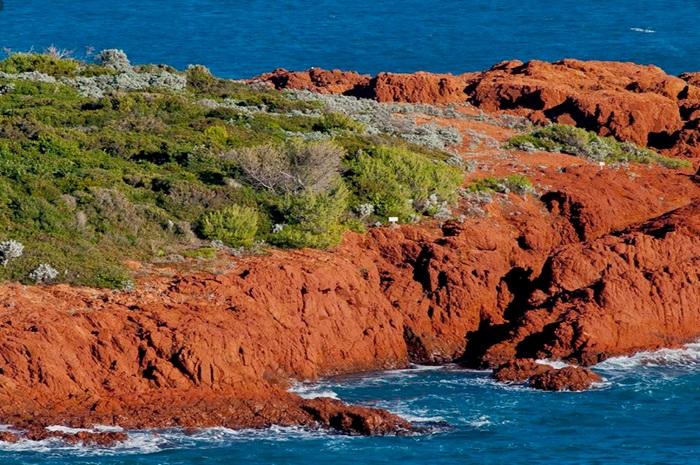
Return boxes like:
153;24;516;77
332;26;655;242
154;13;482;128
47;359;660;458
388;217;399;224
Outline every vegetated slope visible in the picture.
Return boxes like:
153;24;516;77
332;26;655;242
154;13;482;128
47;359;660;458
0;51;461;288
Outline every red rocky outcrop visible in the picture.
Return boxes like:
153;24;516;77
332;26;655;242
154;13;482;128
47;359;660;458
2;62;700;441
255;68;372;96
256;59;700;158
528;366;602;391
493;359;602;391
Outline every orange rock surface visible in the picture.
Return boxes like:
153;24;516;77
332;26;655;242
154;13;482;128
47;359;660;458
2;60;700;442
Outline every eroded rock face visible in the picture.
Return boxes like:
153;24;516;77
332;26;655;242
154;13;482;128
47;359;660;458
255;68;372;96
480;200;700;368
2;63;700;439
372;72;475;104
467;60;688;151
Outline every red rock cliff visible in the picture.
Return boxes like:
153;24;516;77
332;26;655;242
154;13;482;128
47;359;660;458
1;60;700;442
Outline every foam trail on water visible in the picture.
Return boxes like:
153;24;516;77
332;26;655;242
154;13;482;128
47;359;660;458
535;359;573;369
289;382;340;399
595;340;700;371
630;27;656;33
0;426;333;456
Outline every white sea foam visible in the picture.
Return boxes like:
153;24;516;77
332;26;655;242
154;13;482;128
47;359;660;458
384;404;445;423
467;415;492;429
630;27;656;33
535;359;573;369
595;341;700;371
0;425;332;456
291;364;453;394
289;383;340;399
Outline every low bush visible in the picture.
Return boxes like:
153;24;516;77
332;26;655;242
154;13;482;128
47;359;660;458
28;263;59;284
197;205;260;247
227;141;343;194
312;112;364;133
466;175;533;195
185;65;319;112
267;184;349;249
507;124;692;169
0;240;24;266
346;146;462;221
0;52;79;76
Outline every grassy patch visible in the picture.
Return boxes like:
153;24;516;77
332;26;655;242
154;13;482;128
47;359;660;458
507;124;692;169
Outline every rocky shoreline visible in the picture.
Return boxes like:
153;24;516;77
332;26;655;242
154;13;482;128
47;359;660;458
1;58;699;445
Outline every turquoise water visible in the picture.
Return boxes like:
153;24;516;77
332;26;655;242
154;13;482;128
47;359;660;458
1;1;699;77
2;342;700;464
2;1;699;463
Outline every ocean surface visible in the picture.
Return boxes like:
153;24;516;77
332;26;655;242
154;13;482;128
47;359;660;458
2;1;699;463
1;0;699;77
2;343;700;464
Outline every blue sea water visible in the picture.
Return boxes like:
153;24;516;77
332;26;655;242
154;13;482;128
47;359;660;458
2;343;700;464
1;0;699;77
2;1;700;463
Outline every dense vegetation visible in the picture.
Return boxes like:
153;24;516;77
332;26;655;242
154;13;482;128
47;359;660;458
507;124;692;169
0;53;463;287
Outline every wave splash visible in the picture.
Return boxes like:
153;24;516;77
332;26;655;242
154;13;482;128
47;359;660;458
630;27;656;33
595;340;700;371
0;426;333;457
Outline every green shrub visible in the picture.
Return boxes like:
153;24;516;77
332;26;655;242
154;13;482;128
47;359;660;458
0;53;80;77
204;125;229;147
313;112;364;133
182;247;218;259
268;184;349;249
467;175;533;194
346;146;463;221
507;124;692;169
197;205;260;247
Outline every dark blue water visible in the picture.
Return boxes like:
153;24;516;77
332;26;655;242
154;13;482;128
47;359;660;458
2;343;700;464
1;1;699;77
2;2;699;463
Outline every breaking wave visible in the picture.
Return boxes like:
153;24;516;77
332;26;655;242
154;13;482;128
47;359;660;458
595;341;700;371
0;426;334;457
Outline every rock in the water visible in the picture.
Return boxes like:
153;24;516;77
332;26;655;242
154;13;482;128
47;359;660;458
492;358;553;383
529;366;602;391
